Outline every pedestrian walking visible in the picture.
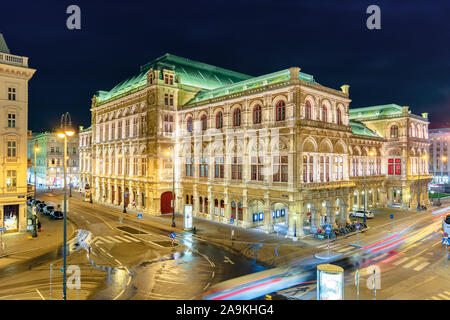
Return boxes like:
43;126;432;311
37;220;41;231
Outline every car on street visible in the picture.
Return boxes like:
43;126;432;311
50;210;64;220
349;210;374;219
443;214;450;235
36;203;46;213
43;205;55;216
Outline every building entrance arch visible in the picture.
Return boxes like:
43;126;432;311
161;191;173;214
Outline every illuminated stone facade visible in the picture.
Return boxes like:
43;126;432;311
81;54;431;237
0;34;35;232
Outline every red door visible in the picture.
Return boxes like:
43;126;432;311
161;192;173;214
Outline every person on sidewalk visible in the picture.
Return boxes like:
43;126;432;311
37;220;42;232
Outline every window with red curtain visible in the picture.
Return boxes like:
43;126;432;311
322;105;327;122
253;105;262;124
276;101;285;121
201;114;207;131
390;125;398;138
233;108;241;127
216;112;223;129
305;101;312;120
187;117;193;132
388;158;394;175
395;158;401;175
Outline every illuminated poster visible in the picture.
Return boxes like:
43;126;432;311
317;264;344;300
184;205;193;230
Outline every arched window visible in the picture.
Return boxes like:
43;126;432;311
305;101;312;120
233;108;241;127
322;105;327;122
231;201;236;219
276;100;286;121
187;117;193;132
337;108;342;125
199;197;203;213
201;114;207;131
390;125;398;138
253;105;262;124
216;112;223;129
204;198;209;214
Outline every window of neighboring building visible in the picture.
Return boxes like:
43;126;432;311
204;198;209;214
216;112;223;129
231;201;236;219
201;114;207;131
337;108;342;125
276;101;286;121
118;121;122;139
251;156;264;181
309;156;314;182
388;158;402;175
141;158;147;176
334;157;344;180
133;118;138;137
305;101;312;120
253;105;262;124
7;113;15;128
169;94;174;106
125;119;130;137
164;93;169;105
8;87;16;101
111;123;115;139
233;109;241;127
187;117;193;132
303;155;308;182
163;114;173;133
169;75;174;85
215;157;224;178
390;125;398;138
7;141;16;157
231;157;242;180
238;202;243;221
133;158;138;176
6;170;16;187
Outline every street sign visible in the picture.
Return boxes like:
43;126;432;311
170;232;176;239
443;238;450;245
137;214;142;220
444;232;449;238
325;224;332;234
390;214;394;220
0;227;6;232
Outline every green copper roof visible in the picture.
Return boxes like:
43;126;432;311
187;68;317;105
349;121;383;138
349;104;403;120
96;54;254;102
0;34;10;54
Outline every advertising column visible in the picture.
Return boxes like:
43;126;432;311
317;264;344;300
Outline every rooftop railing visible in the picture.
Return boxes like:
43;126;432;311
0;52;28;67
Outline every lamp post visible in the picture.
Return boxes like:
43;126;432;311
33;146;40;238
363;151;376;225
57;112;75;301
438;155;447;205
118;152;126;213
167;146;176;227
417;154;428;211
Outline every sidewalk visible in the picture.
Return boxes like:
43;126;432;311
0;209;76;269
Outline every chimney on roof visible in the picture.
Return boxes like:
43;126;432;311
340;85;350;95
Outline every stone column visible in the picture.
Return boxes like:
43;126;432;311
263;192;274;233
241;189;250;228
208;186;214;220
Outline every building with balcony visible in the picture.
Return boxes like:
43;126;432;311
80;53;431;237
27;132;79;188
0;34;36;232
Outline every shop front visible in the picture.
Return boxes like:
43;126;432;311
3;204;19;233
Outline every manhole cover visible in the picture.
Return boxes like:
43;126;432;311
116;226;148;235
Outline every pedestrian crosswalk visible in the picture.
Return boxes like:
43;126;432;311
93;234;142;245
428;291;450;300
317;242;357;253
387;255;430;271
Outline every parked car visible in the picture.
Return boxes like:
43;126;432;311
43;205;55;216
443;214;450;235
37;203;46;213
50;210;64;220
349;210;374;219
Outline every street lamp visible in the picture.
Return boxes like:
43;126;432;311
438;155;447;205
363;151;376;225
167;146;176;228
32;145;40;238
118;152;126;213
57;112;75;301
417;154;428;211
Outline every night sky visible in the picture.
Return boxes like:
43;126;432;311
1;0;450;131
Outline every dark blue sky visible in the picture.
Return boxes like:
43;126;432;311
1;0;450;131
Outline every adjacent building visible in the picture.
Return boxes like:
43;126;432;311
0;34;36;232
428;128;450;188
80;53;431;237
27;132;79;188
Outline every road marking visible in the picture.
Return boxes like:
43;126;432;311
336;246;353;253
432;241;441;247
224;256;234;264
35;289;45;300
114;258;122;265
412;249;427;258
393;257;409;266
95;236;113;244
113;289;125;300
127;277;131;286
403;259;419;268
99;247;106;253
413;262;430;271
114;235;132;243
105;252;113;258
106;236;122;243
122;235;141;242
203;283;210;291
